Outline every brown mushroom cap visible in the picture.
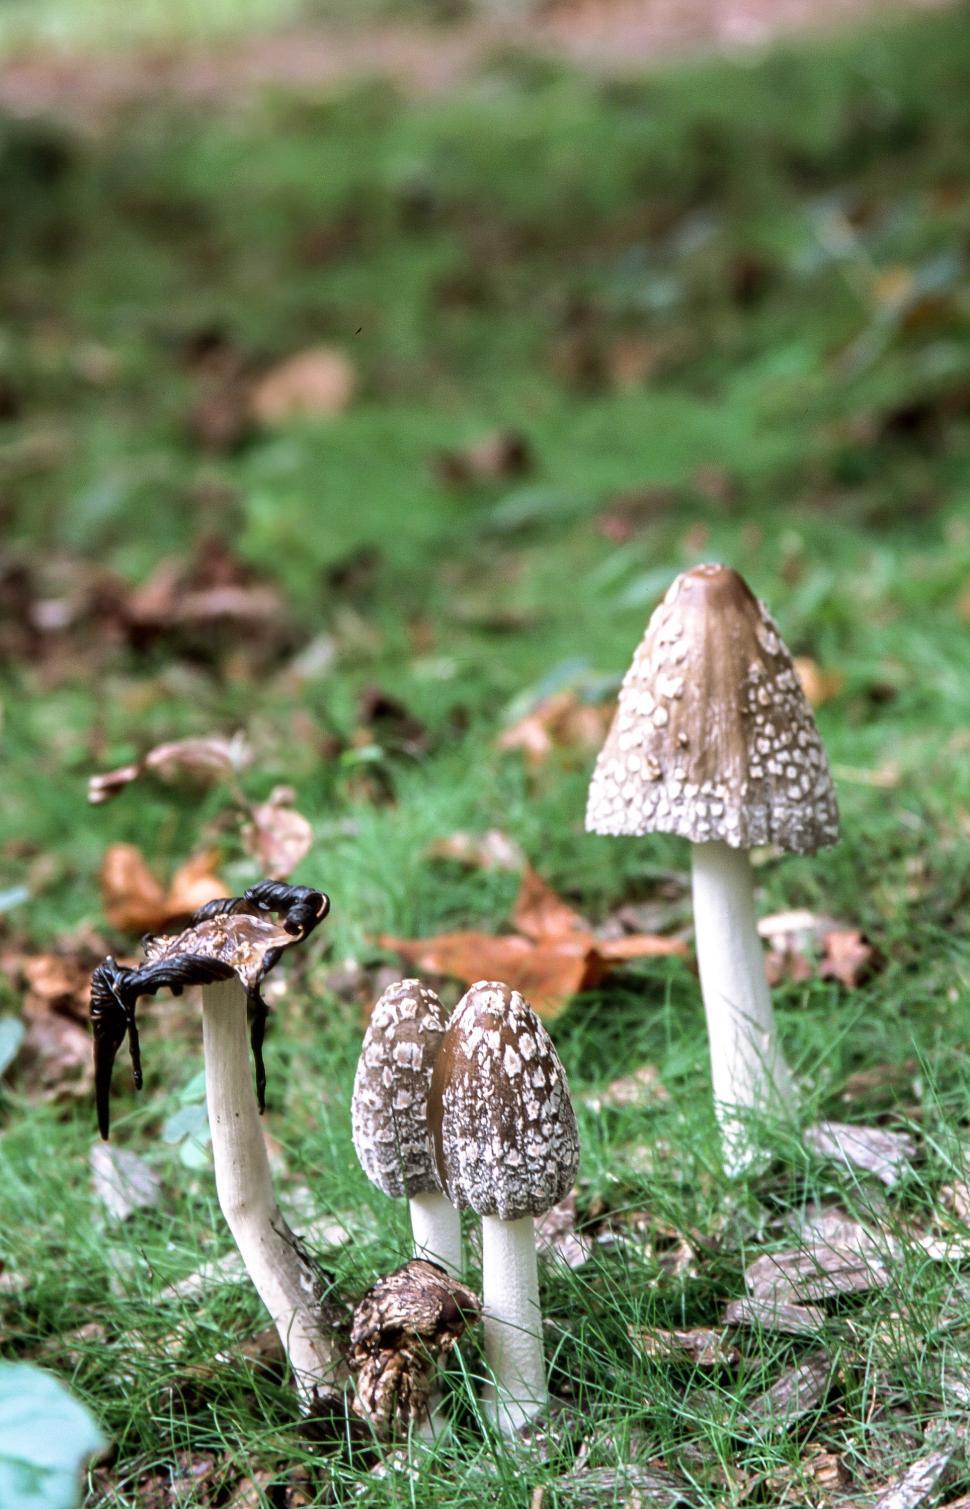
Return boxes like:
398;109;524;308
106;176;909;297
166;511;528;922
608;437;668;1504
428;980;579;1222
351;979;447;1200
586;563;839;854
145;912;292;992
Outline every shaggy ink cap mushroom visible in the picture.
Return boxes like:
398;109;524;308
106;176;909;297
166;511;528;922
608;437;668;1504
429;980;579;1220
428;980;579;1433
89;882;341;1407
352;979;447;1200
585;563;839;853
352;979;463;1275
585;564;840;1175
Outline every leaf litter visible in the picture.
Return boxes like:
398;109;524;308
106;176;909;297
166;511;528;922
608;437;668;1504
379;863;687;1018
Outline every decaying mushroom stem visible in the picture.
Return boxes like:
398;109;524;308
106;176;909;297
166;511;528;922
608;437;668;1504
407;1190;463;1278
480;1214;545;1434
201;975;340;1406
691;841;796;1173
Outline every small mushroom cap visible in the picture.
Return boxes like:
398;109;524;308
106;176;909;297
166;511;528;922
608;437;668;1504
428;980;579;1222
351;979;447;1200
586;564;839;854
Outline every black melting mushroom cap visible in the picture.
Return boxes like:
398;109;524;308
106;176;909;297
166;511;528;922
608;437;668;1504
90;881;330;1138
428;981;579;1222
351;979;447;1200
586;564;840;855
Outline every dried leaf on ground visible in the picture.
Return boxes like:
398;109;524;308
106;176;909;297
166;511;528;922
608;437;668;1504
793;657;845;707
18;948;104;1023
542;1465;694;1506
90;1141;162;1221
380;863;686;1016
17;1010;93;1102
250;347;356;424
631;1326;740;1367
497;690;613;766
513;863;588;940
427;829;526;872
242;785;312;879
872;1448;954;1508
759;910;878;989
535;1191;592;1269
804;1120;917;1187
583;1064;671;1112
744;1209;898;1304
100;843;227;933
742;1353;832;1436
819;930;878;988
722;1297;827;1335
89;733;251;805
433;429;532;487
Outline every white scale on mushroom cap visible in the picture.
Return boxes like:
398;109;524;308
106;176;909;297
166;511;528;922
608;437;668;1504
586;563;840;1175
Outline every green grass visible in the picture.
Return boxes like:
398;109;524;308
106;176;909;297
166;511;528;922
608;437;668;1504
2;6;970;1504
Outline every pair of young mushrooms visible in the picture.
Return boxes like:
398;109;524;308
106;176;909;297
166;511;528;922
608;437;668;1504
352;976;579;1435
89;561;839;1434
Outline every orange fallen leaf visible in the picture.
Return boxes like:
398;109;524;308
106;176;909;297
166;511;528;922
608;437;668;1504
513;864;587;941
819;929;877;989
89;732;251;804
250;347;356;425
497;691;612;767
379;866;687;1018
793;657;844;708
100;844;227;934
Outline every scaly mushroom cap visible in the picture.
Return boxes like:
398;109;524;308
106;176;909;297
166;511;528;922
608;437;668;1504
144;912;293;991
586;563;839;854
352;979;447;1200
428;980;579;1221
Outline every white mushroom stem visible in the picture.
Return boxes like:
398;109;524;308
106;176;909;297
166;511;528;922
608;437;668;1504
408;1190;463;1278
480;1214;545;1434
201;976;342;1407
691;840;797;1175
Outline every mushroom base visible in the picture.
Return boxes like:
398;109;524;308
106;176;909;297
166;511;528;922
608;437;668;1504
409;1190;462;1278
691;840;797;1175
202;976;342;1406
480;1213;546;1435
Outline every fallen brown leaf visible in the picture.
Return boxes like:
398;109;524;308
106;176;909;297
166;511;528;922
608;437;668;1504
872;1448;955;1509
513;863;588;940
722;1297;827;1335
631;1326;739;1367
497;690;612;767
426;829;526;873
535;1191;592;1270
250;347;356;424
100;844;227;934
242;785;312;880
819;929;877;988
89;733;250;805
744;1208;897;1304
793;657;845;708
804;1120;917;1187
17;1011;93;1103
742;1353;832;1436
541;1465;693;1507
433;429;532;487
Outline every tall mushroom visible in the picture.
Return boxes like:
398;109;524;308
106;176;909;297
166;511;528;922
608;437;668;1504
586;564;839;1174
428;980;579;1435
90;881;342;1407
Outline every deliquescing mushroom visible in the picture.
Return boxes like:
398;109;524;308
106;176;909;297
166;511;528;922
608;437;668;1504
351;979;462;1277
586;564;840;1174
90;881;342;1407
350;1258;481;1439
428;980;580;1434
